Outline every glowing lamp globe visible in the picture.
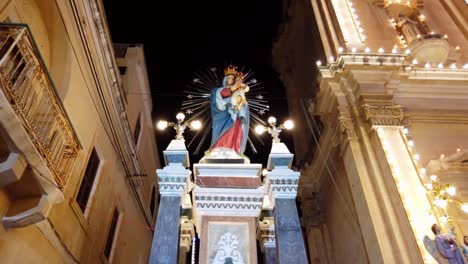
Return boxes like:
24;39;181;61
461;204;468;213
157;120;168;130
446;185;456;196
268;116;276;125
283;120;294;130
190;120;202;130
434;198;447;209
176;112;185;121
255;125;266;135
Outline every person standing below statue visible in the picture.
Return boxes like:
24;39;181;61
431;224;467;264
209;65;250;154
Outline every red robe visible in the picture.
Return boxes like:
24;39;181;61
211;88;243;152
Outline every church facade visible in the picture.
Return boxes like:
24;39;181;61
0;0;160;263
273;0;468;263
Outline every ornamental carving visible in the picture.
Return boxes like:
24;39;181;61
338;115;358;142
213;232;245;264
362;103;405;126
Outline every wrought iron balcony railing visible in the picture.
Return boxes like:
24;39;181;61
0;23;80;190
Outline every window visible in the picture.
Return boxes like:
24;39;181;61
104;208;120;259
76;148;100;212
150;187;156;217
118;66;127;75
133;114;141;145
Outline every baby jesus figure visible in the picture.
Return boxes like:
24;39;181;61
230;72;249;111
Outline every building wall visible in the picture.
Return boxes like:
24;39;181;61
324;157;367;264
0;0;159;263
274;0;468;263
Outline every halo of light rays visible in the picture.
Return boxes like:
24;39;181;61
181;65;270;154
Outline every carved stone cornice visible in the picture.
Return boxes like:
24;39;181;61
156;165;190;196
361;103;408;127
193;187;265;215
268;172;300;199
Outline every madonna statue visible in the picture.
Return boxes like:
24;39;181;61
209;65;250;154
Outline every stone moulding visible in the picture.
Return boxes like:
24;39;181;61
361;103;406;126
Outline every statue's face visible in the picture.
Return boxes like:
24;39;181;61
235;77;242;84
226;75;235;85
465;236;468;245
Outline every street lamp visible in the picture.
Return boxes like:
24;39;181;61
255;116;294;143
156;112;202;141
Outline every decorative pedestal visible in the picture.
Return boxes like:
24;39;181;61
151;142;306;263
192;151;265;264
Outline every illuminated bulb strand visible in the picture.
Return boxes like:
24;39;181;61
376;127;430;262
400;128;468;255
345;0;366;42
319;47;468;71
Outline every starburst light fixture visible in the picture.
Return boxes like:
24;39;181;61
157;112;202;141
255;116;294;143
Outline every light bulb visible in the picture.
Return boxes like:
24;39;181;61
440;215;448;223
157;120;168;130
283;120;294;130
190;120;202;130
255;125;266;135
176;112;185;121
461;204;468;213
268;116;277;125
316;60;322;66
378;47;384;53
446;185;456;196
430;175;437;181
408;140;414;147
434;198;447;209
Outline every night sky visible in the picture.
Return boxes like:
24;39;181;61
103;0;294;167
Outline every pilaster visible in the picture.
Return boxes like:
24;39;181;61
149;140;191;264
257;217;276;264
267;143;308;263
179;216;195;264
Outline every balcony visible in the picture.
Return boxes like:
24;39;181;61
0;23;80;190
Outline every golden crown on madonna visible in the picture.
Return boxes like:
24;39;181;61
224;65;238;76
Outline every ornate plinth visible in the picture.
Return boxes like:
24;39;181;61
192;150;265;264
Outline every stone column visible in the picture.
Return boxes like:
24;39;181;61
267;143;308;264
333;102;425;263
179;216;195;264
258;217;276;264
149;140;191;264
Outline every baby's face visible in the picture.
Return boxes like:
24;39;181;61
235;77;242;84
